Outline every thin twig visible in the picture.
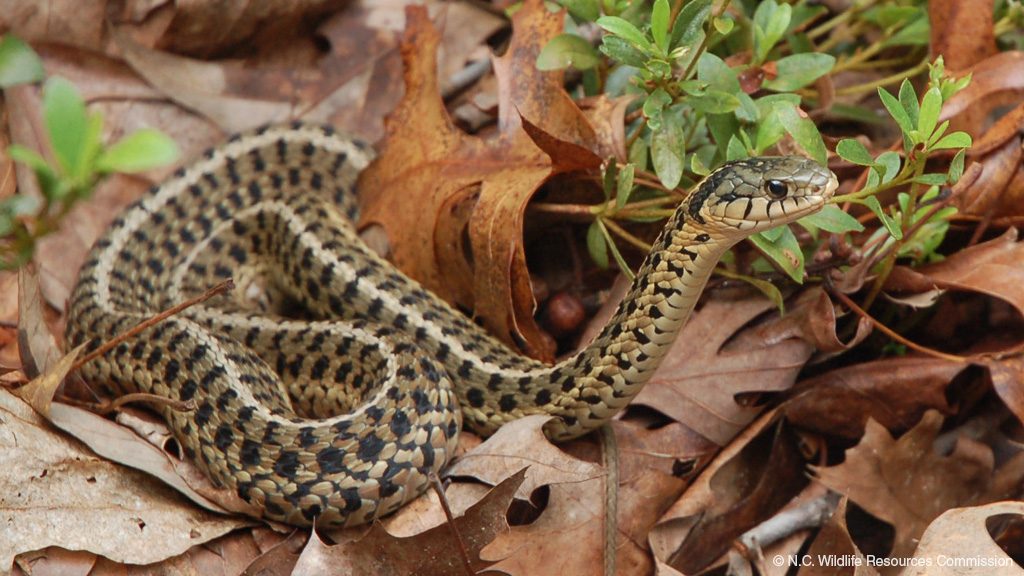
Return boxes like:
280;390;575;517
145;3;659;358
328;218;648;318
600;424;620;576
71;278;235;374
827;282;968;364
61;392;196;415
430;474;474;576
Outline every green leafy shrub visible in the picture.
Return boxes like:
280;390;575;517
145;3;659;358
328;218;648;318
537;0;972;308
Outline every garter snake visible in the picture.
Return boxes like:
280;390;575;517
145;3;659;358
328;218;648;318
65;123;838;527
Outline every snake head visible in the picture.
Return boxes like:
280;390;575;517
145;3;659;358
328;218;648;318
687;156;838;232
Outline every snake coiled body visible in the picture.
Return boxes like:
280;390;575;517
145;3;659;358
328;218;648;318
66;123;837;527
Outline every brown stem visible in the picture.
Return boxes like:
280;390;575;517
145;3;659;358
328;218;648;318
430;474;474;576
71;278;235;374
827;283;967;364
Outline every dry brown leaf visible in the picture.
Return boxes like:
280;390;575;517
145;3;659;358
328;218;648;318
903;501;1024;576
800;499;880;576
651;410;809;574
446;414;603;500
16;266;63;378
113;27;295;134
13;547;97;576
929;0;997;72
783;357;962;439
238;529;308;576
886;229;1024;323
45;401;255;518
293;468;526;576
359;0;602;360
0;390;243;572
812;411;1024;561
485;479;605;575
634;288;858;446
941;52;1024;121
953;137;1022;215
0;1;109;51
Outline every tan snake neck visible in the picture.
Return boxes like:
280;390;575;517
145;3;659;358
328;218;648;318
66;123;837;526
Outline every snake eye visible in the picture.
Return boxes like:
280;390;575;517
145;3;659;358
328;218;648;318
765;179;788;199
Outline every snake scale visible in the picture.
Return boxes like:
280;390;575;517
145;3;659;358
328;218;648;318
66;122;838;527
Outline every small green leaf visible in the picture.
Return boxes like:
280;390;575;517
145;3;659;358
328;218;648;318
642;88;672;130
42;76;89;178
602;158;618;201
587;220;609;268
949;149;965;182
537;34;600;70
876;151;902;184
690;153;710;176
913;173;948;186
686;89;740;114
762;53;835;91
6;144;50;173
95;129;179;174
697;53;741;92
879;86;914;138
7;144;62;201
596;16;654;52
628;133;648;170
930;131;972;151
926;120;950;148
670;0;712;49
754;108;786;153
558;0;600;22
0;35;45;88
800;204;864;234
835;139;875;166
726;135;748;161
616;163;635;208
712;16;734;35
651;0;670;53
597;220;635;280
917;86;942;143
726;270;785;312
753;0;791;64
777;105;827;165
898;79;920;129
760;224;786;242
749;226;804;283
863;196;903;240
651;112;685;189
882;12;930;46
600;36;648;68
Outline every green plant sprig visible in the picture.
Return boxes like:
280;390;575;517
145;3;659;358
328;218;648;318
0;36;179;269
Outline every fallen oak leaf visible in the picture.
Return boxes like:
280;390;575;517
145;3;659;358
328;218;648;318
783;356;962;440
359;0;603;360
0;389;244;572
293;468;528;576
903;501;1024;576
485;478;606;575
801;498;880;576
648;409;809;574
811;411;1024;561
634;288;860;446
446;414;603;500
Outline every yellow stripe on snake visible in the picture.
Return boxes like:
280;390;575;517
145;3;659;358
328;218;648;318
66;123;838;527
